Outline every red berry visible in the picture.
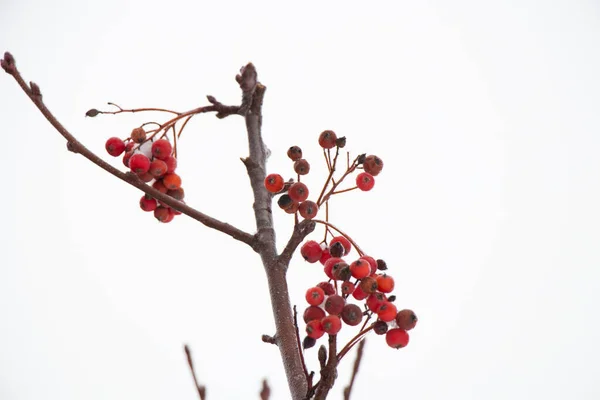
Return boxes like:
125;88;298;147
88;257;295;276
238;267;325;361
363;155;383;176
395;309;418;331
122;151;133;167
287;146;302;161
130;127;146;143
165;156;177;173
321;315;342;335
324;257;344;279
298;201;318;220
149;159;168;177
105;137;126;157
341;281;355;296
356;172;375;191
350;259;371;279
332;262;351;281
284;201;300;214
366;292;387;313
303;306;326;323
162;173;182;190
305;287;325;306
376;274;395;293
264;173;285;193
318;130;337;149
167;187;185;201
360;256;378;275
330;236;351;256
137;172;154;182
324;295;345;315
341;304;363;326
301;240;323;263
152;180;168;194
319;247;332;265
129;153;150;174
376;301;397;322
294;159;310;175
139;195;157;212
154;206;173;223
306;320;325;339
151;139;172;160
317;282;335;296
288;182;309;202
386;328;409;349
351;283;369;301
125;141;135;152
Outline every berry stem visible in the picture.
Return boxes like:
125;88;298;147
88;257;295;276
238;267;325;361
336;325;374;362
312;219;365;256
331;186;358;195
316;147;340;205
102;102;181;115
342;338;366;400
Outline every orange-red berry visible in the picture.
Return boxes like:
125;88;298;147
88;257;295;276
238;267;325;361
321;315;342;335
324;257;344;279
341;281;355;296
350;259;371;279
351;283;369;301
395;309;418;331
162;173;182;190
319;247;332;265
165;156;177;173
318;130;337;149
298;200;318;220
288;182;309;202
359;276;378;294
366;292;387;313
386;328;409;349
305;287;326;306
376;274;395;293
139;195;157;212
306;320;325;339
360;256;378;275
152;180;168;194
301;240;323;263
317;281;335;296
264;173;285;193
137;172;154;182
376;301;397;322
356;172;375;191
363;155;383;176
149;159;168;177
284;201;300;214
122;151;133;167
154;206;172;223
105;137;126;157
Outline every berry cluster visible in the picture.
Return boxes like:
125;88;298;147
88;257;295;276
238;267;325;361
105;127;184;223
301;237;417;350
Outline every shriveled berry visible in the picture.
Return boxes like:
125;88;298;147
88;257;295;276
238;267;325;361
366;292;387;313
264;173;285;193
129;153;150;174
329;242;345;258
317;281;335;296
277;194;294;210
359;276;378;294
341;304;362;326
335;136;346;148
167;187;185;201
154;206;172;223
298;201;318;220
330;236;351;256
165;156;177;173
373;320;389;335
284;201;299;214
303;336;317;349
149;159;168;177
306;287;325;306
287;146;302;161
361;256;378;274
395;309;418;331
152;180;168;194
288;182;309;202
294;159;310;175
356;172;375;191
350;259;371;279
139;195;157;212
162;173;182;190
341;281;355;296
363;155;383;176
376;259;388;271
376;301;397;322
332;263;351;281
324;295;345;315
303;306;326;323
318;130;337;149
105;137;126;157
351;283;369;301
386;328;409;349
301;240;323;263
130;127;146;143
376;274;395;293
321;315;342;335
151;139;172;160
306;320;325;339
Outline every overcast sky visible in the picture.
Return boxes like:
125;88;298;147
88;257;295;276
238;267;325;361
2;0;600;399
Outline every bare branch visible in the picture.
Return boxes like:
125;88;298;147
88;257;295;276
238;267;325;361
278;219;316;267
313;334;338;400
259;379;271;400
2;52;256;250
343;339;366;400
293;306;311;387
184;345;206;400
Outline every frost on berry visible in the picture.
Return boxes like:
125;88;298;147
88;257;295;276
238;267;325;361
301;240;323;263
151;139;172;160
363;155;383;176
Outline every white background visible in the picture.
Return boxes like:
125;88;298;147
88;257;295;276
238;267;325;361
1;0;599;399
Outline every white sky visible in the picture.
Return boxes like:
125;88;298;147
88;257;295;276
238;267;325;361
1;0;600;399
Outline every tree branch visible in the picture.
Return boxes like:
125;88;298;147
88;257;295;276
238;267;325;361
1;52;256;250
184;345;207;400
343;339;366;400
278;219;316;267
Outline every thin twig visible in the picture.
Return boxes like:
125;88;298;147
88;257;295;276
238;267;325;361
184;345;207;400
293;306;311;388
260;379;271;400
312;219;365;256
343;339;366;400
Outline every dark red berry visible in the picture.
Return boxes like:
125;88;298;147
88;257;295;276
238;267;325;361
324;295;345;315
373;320;389;335
341;304;362;326
288;182;309;202
287;146;302;161
395;309;418;331
294;159;310;175
298;200;318;220
301;240;323;263
318;130;337;149
317;282;335;296
303;306;326;323
363;155;383;176
330;236;351;256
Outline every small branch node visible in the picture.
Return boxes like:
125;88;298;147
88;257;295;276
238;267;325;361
261;334;278;345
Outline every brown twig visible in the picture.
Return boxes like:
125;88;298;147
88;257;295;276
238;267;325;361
184;345;207;400
278;219;316;267
343;339;366;400
313;335;338;400
337;325;374;362
293;306;311;389
312;219;365;256
260;379;271;400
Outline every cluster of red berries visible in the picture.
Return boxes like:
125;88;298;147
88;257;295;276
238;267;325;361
105;127;184;223
300;237;417;349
